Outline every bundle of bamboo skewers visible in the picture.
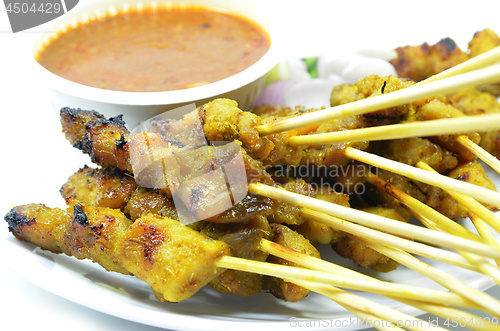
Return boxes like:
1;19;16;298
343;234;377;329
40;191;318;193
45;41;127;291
7;43;500;331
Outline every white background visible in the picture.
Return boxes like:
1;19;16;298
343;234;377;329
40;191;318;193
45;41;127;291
2;0;500;330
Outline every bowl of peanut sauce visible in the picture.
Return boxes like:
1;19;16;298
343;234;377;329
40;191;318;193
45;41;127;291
32;0;283;127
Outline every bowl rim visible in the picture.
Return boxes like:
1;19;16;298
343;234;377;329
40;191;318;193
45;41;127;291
31;0;283;106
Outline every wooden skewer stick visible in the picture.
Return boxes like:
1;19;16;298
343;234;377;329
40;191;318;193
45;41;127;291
361;239;500;318
216;255;471;306
416;161;500;233
292;280;442;331
261;239;481;310
249;182;500;259
366;171;500;283
414;45;500;85
257;63;500;135
288;113;500;146
344;147;500;208
299;208;477;272
470;213;500;249
456;135;500;175
262;239;496;331
365;172;482;242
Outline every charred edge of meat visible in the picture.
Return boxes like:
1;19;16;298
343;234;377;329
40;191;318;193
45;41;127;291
84;115;129;133
115;134;127;150
73;136;92;152
438;37;459;53
73;205;88;227
4;208;32;233
60;107;105;122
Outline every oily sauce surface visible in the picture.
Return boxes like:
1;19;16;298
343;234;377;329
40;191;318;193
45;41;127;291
36;7;269;92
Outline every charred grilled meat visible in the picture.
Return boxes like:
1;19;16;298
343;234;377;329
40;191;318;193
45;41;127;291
6;204;232;302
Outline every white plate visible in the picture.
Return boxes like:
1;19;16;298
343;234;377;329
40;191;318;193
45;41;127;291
1;111;498;330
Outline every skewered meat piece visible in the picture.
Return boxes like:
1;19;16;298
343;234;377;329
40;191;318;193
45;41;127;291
415;100;480;162
447;87;500;159
364;169;427;221
418;160;499;220
390;37;467;83
199;215;273;297
390;29;500;95
125;187;179;221
5;204;233;302
332;207;404;272
5;203;133;274
61;164;274;224
371;137;497;220
268;178;316;226
117;213;231;302
265;223;320;302
60;166;137;211
294;186;350;246
61;108;132;172
330;75;418;127
372;138;458;173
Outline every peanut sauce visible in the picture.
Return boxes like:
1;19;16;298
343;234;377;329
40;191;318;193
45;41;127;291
36;6;270;92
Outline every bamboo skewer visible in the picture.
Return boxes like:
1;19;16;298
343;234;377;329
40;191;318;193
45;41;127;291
344;147;500;208
260;239;481;310
366;171;500;283
249;182;500;259
300;208;477;272
288;114;500;146
416;161;500;233
361;240;500;318
261;239;497;331
456;135;500;175
216;255;472;306
470;213;500;249
364;172;482;242
257;63;500;135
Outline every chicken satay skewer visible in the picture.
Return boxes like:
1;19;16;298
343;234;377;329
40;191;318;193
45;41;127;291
249;184;500;315
258;45;500;136
366;171;500;281
364;172;486;243
218;255;478;307
299;208;500;317
413;45;500;85
362;239;500;318
257;63;500;135
343;147;500;208
6;204;463;326
249;183;500;259
413;48;500;173
301;209;500;317
416;161;500;234
287;113;500;146
261;240;496;331
288;114;500;175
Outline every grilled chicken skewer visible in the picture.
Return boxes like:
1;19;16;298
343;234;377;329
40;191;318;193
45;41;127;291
6;202;492;331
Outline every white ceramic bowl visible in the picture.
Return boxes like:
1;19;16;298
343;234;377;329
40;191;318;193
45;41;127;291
31;0;283;128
